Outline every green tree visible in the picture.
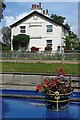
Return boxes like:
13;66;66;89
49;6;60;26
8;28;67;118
0;1;6;22
50;14;70;30
2;26;11;45
64;32;80;51
50;14;65;24
70;32;80;50
65;35;71;50
13;34;30;51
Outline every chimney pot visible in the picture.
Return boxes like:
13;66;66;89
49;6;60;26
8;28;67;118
34;4;36;8
46;9;48;14
43;10;45;14
39;3;41;8
32;4;34;9
37;5;39;8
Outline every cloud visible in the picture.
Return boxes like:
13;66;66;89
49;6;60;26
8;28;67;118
15;12;29;22
4;16;15;26
4;12;29;26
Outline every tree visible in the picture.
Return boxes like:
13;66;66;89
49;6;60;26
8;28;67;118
13;34;30;51
64;32;80;51
50;14;70;30
0;1;6;22
50;14;65;25
70;32;80;50
65;35;71;50
2;26;11;45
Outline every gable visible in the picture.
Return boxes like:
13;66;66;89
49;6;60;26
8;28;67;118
10;11;60;28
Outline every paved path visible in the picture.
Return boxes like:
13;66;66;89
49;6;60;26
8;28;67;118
0;59;79;64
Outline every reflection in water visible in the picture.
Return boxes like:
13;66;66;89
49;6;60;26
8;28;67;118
0;98;2;119
1;97;80;118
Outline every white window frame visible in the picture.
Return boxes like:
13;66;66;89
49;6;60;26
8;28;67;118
20;26;26;33
46;25;53;32
46;40;52;47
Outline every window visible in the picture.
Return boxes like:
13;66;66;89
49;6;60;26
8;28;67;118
46;25;53;32
46;40;52;47
20;26;26;33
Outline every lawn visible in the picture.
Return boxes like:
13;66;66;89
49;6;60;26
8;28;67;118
1;62;79;75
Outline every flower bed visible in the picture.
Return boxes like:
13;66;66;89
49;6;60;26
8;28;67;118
36;68;74;111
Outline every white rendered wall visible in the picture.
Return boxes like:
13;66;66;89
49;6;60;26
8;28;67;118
11;13;67;52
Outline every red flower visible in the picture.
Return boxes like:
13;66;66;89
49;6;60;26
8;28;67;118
49;81;56;87
44;79;48;83
63;73;67;76
60;68;64;71
36;85;41;92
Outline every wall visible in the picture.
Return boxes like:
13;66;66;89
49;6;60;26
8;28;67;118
11;13;62;51
0;74;79;91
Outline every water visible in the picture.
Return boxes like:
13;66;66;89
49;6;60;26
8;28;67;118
1;89;80;98
1;97;80;119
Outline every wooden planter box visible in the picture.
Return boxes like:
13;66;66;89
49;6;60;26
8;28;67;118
45;92;72;111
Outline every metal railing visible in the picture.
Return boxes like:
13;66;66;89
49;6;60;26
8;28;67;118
0;50;80;61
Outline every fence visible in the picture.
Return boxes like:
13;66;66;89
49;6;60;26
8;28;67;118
0;50;80;61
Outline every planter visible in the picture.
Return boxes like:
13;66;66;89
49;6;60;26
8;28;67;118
45;91;72;111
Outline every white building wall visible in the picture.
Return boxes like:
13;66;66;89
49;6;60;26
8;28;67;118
11;13;68;52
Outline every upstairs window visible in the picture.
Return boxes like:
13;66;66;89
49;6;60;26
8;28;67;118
47;25;53;32
20;26;26;33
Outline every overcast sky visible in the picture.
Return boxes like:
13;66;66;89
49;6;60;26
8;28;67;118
1;1;79;36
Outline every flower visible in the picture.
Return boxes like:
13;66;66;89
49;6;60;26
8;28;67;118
36;84;42;93
36;68;73;94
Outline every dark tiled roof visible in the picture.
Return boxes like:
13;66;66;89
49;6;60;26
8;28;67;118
10;11;69;30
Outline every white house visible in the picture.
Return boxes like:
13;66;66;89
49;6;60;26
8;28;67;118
10;3;70;52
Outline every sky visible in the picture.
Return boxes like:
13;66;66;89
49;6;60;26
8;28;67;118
1;1;79;36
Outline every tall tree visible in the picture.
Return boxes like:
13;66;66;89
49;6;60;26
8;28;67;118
2;26;11;45
70;32;80;50
65;32;80;50
50;14;70;30
0;1;6;22
50;14;65;24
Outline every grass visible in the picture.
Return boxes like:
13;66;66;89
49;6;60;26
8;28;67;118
1;62;80;75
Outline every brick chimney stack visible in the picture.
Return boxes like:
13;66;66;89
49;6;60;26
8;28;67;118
39;3;41;8
31;3;42;13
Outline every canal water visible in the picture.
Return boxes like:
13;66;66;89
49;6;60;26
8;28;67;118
1;97;80;119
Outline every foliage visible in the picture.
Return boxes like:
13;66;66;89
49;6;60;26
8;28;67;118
0;1;6;21
13;34;30;50
2;26;11;45
50;14;70;30
65;35;71;50
36;68;74;94
64;23;70;30
2;45;10;51
65;32;80;51
51;14;65;25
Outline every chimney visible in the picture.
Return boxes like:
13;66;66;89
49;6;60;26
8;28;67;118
37;5;39;8
46;9;48;14
32;4;34;9
39;3;41;8
43;10;45;14
34;4;36;8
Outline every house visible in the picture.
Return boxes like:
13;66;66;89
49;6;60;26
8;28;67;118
10;3;70;52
